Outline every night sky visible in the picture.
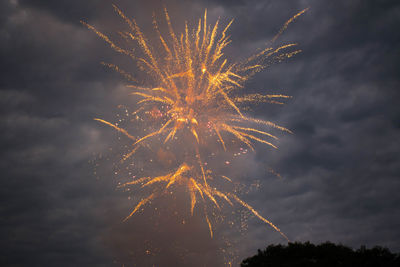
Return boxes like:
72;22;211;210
1;0;400;266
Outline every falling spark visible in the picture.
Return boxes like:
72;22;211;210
83;5;307;241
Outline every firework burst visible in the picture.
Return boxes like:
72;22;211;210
83;5;307;241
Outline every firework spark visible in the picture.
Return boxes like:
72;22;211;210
83;5;307;241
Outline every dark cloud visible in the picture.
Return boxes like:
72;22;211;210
1;0;399;266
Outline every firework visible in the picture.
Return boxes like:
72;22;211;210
83;5;307;241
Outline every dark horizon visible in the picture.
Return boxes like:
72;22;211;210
1;0;399;266
241;241;400;267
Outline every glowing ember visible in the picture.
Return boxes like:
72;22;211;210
83;5;307;241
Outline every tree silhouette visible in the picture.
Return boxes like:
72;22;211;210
241;242;400;267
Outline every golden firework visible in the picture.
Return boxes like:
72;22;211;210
83;5;307;241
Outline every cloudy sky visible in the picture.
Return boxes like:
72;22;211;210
1;0;399;266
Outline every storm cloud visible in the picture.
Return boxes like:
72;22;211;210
1;0;399;266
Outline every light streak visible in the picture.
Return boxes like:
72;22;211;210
84;5;307;241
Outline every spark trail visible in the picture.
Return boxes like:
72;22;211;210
83;5;307;241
